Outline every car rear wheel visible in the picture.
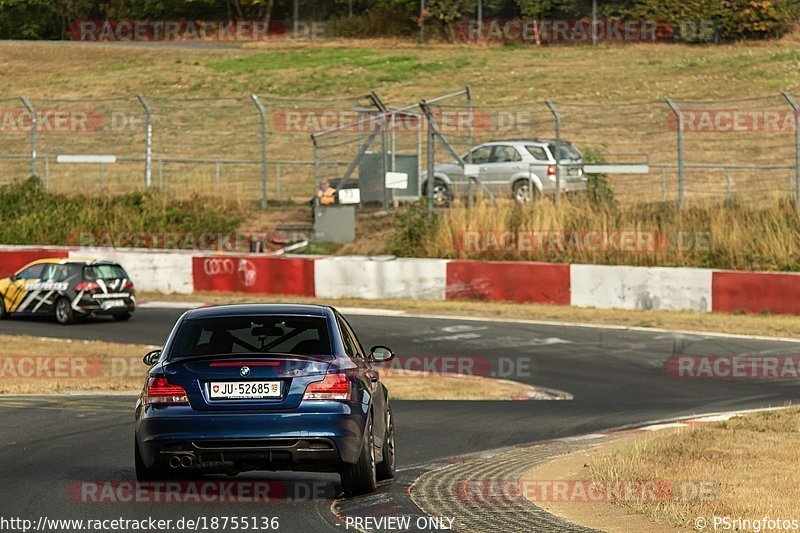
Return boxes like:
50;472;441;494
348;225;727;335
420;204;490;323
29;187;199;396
513;179;538;203
376;406;395;481
340;415;377;496
113;312;132;322
0;298;7;320
135;438;169;482
55;297;75;325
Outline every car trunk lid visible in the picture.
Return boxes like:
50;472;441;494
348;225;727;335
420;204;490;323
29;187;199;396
164;354;334;411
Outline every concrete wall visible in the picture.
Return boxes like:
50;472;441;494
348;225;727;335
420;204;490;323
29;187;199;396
570;264;712;312
315;256;447;300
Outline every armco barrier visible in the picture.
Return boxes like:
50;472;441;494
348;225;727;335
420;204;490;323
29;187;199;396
68;250;193;294
712;270;800;315
570;265;712;312
315;256;447;300
193;255;315;296
4;244;800;315
0;248;68;278
446;260;570;304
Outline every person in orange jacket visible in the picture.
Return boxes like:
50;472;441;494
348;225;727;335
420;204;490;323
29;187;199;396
317;180;336;205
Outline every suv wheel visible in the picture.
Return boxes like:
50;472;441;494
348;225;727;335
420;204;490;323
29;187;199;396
513;179;538;203
424;179;451;208
0;298;6;320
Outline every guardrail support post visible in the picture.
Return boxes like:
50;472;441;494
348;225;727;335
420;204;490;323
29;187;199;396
137;95;152;190
21;97;37;178
545;100;561;208
782;92;800;205
666;99;684;210
251;94;268;210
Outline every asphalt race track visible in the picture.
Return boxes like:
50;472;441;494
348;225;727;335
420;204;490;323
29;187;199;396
1;307;799;532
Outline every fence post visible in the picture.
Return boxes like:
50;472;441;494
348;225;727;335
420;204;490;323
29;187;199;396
666;99;684;210
782;92;800;205
545;100;561;208
381;113;389;210
276;161;281;200
725;170;732;202
421;103;436;217
311;136;321;209
419;0;426;43
20;97;37;178
251;94;268;210
137;95;152;190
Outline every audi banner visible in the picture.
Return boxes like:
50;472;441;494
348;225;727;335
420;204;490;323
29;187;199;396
192;256;316;296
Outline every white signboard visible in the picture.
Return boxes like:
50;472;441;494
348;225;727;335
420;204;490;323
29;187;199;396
583;163;650;174
57;154;117;164
385;172;408;189
338;188;361;205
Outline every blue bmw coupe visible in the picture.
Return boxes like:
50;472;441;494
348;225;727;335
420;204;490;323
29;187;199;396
134;304;396;496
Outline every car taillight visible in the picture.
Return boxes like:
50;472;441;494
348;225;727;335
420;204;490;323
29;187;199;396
303;373;351;401
547;165;556;176
75;281;99;291
145;377;189;405
124;281;134;290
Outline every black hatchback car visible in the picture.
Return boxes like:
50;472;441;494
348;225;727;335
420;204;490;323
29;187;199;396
0;258;136;324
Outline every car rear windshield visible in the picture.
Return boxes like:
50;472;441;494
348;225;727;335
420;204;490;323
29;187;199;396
83;264;127;280
548;143;581;161
168;315;332;359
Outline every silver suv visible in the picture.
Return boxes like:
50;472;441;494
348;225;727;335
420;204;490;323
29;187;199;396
421;140;585;207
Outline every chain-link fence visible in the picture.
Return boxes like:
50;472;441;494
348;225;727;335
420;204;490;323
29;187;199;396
1;91;799;209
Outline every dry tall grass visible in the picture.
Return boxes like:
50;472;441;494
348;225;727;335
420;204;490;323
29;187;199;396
425;197;800;270
589;407;800;529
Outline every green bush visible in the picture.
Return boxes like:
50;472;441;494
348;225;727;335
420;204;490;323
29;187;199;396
0;178;242;246
389;201;439;257
627;0;800;41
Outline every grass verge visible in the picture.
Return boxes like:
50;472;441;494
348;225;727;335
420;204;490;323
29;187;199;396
141;291;800;340
0;333;536;400
586;407;800;530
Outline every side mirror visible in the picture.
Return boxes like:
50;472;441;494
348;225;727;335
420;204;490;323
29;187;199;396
369;346;394;363
9;275;17;282
143;349;161;366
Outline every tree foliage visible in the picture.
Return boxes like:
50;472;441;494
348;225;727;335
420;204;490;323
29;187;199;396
0;0;796;40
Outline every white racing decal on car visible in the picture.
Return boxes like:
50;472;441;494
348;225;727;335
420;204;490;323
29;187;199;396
17;274;79;313
23;281;69;292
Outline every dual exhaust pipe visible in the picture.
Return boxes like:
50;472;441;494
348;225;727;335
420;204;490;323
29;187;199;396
168;454;195;469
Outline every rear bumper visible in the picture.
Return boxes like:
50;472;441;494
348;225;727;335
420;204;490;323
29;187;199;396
74;295;135;316
135;402;366;470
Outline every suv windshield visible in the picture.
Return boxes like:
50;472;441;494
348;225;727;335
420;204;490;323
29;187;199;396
169;316;332;359
547;143;581;161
